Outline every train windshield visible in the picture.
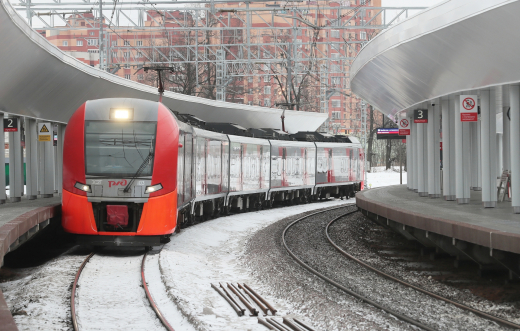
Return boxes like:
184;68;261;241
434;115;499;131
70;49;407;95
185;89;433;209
84;121;157;177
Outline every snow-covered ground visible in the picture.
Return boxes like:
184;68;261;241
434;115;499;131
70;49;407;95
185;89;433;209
0;171;405;331
366;166;407;189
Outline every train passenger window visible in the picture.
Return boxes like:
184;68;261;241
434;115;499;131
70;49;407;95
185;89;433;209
84;121;156;176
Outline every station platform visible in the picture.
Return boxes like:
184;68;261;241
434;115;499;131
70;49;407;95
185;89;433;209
0;195;61;331
356;186;520;278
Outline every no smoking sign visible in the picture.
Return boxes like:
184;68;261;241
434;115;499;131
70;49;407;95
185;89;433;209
398;118;410;136
460;95;477;122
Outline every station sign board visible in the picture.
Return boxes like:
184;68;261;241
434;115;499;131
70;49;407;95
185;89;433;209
38;122;52;142
398;118;410;135
3;118;17;132
414;109;428;123
376;128;402;140
460;95;478;122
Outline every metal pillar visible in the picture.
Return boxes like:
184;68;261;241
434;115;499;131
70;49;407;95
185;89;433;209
417;118;427;197
455;95;471;204
56;124;64;194
38;123;55;198
25;118;38;200
428;102;441;198
407;114;412;190
441;98;453;199
503;86;511;172
510;85;520;213
480;89;497;208
0;114;5;204
448;97;457;200
412;120;418;192
8;116;23;202
470;121;482;190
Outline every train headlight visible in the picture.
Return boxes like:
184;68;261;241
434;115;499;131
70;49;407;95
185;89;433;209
109;108;134;120
145;183;163;194
74;182;92;193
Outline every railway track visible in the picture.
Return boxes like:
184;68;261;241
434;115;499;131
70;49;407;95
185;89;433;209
71;250;174;331
282;206;520;331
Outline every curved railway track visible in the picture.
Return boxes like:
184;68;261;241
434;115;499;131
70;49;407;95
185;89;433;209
283;206;520;331
71;250;175;331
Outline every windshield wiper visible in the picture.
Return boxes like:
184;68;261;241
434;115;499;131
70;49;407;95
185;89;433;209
123;151;153;193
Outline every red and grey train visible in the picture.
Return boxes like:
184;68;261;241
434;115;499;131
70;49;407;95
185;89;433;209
62;98;364;246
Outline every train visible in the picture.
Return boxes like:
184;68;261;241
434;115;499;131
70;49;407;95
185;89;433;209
61;98;364;246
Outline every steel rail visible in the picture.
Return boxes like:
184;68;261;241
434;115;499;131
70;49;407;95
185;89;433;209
141;251;175;331
282;206;436;331
326;214;520;330
71;252;95;331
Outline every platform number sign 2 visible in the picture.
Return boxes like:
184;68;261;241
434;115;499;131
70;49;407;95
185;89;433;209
3;118;18;132
414;109;428;123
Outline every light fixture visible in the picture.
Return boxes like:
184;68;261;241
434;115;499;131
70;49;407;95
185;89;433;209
74;182;92;193
145;183;163;194
109;108;134;120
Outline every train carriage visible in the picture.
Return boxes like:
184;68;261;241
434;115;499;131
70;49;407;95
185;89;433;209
226;135;270;212
269;140;316;204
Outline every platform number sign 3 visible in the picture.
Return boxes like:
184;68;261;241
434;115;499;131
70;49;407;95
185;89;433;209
3;118;18;132
414;109;428;123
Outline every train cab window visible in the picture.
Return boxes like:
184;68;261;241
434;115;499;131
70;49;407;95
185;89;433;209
84;121;157;177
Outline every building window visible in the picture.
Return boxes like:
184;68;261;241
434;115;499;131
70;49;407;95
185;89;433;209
123;52;130;57
248;77;253;83
264;98;271;107
87;39;98;46
331;100;341;108
111;52;117;58
124;64;130;69
62;41;68;46
331;53;340;60
124;40;130;46
76;40;83;46
248;101;253;106
331;30;340;38
332;111;341;119
264;75;270;83
137;74;144;80
360;31;367;40
125;74;131;80
248;88;253;94
112;40;117;47
264;86;271;95
89;31;95;36
136;40;143;46
331;77;341;86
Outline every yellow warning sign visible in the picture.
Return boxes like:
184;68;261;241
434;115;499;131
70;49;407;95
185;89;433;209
38;135;51;142
40;124;50;133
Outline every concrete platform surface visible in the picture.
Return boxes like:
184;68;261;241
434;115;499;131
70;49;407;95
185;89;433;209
356;185;520;255
0;196;61;331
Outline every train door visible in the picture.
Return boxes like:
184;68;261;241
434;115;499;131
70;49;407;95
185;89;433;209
207;140;222;194
229;142;242;192
260;144;270;189
177;131;185;205
221;140;229;192
195;137;206;197
184;133;193;201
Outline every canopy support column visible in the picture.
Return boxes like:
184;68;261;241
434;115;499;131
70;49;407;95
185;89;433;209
480;89;497;207
417;119;427;196
509;86;520;213
428;101;441;198
412;120;418;192
0;114;6;204
407;114;412;190
8;116;23;202
455;96;471;204
25;118;38;200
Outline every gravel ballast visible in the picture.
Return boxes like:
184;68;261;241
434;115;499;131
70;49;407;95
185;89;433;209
244;205;511;331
